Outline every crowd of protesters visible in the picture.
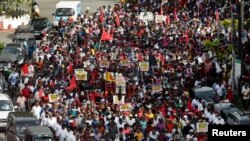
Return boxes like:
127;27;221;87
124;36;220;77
9;0;250;141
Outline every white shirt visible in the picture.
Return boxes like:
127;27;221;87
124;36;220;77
31;105;42;119
126;117;135;126
59;128;67;141
149;131;159;140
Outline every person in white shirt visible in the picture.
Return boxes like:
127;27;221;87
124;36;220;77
126;115;135;127
58;125;67;141
31;101;42;119
213;116;225;125
16;94;26;111
149;128;159;140
28;63;35;77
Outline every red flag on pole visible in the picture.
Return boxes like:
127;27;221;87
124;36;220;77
115;15;120;27
99;9;104;23
20;64;29;76
160;5;163;15
166;15;170;25
66;76;77;92
101;28;113;41
173;8;179;22
215;9;219;22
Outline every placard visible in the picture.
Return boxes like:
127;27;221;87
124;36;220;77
196;122;208;132
139;12;154;24
113;95;125;104
100;60;110;68
120;59;130;66
74;69;88;80
139;62;149;72
152;84;163;93
120;103;132;111
116;74;126;86
155;15;167;23
104;72;115;82
49;94;59;103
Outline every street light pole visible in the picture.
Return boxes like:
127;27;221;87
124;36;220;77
237;0;244;100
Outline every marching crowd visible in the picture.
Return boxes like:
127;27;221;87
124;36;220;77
10;0;250;141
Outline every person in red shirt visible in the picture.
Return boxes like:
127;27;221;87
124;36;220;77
21;83;32;100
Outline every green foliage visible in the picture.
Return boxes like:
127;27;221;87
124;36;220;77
220;19;238;29
203;38;220;50
202;38;233;61
0;42;5;49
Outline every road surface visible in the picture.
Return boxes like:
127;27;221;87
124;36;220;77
0;0;118;140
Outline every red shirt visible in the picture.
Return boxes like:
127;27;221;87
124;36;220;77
21;87;32;99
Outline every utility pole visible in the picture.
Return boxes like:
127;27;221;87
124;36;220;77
231;1;237;102
237;0;244;100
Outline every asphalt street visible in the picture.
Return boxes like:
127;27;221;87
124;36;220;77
0;0;118;140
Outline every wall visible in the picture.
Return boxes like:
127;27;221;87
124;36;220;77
0;14;30;30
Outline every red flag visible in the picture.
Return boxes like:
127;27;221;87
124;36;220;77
160;5;163;15
173;8;179;22
184;32;189;44
20;64;29;76
166;15;170;25
115;15;120;27
99;9;104;23
215;9;219;22
66;76;77;91
101;28;113;41
67;62;73;74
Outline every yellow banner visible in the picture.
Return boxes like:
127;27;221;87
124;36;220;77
120;103;132;111
49;94;59;103
196;122;208;132
152;84;163;93
100;60;110;68
139;62;149;72
113;95;125;104
120;59;130;66
75;69;88;80
104;72;115;82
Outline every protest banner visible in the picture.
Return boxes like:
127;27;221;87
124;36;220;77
116;74;126;86
100;60;110;68
120;59;130;66
113;95;125;104
49;94;59;103
152;84;163;93
74;69;88;80
196;122;208;132
155;15;167;23
139;62;149;72
139;12;154;21
120;103;132;111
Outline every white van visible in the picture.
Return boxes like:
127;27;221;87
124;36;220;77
0;93;15;129
52;1;82;27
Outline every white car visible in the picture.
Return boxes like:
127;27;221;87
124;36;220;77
0;93;15;128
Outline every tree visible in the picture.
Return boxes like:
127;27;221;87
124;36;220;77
0;0;32;17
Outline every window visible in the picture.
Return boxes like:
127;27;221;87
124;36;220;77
16;121;40;135
0;100;13;111
55;8;73;16
2;47;21;55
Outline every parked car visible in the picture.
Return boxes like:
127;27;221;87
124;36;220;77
28;17;52;39
191;86;216;104
0;43;26;66
14;25;34;35
0;93;15;129
227;111;250;125
207;102;241;122
13;33;36;59
24;126;54;141
5;112;40;141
